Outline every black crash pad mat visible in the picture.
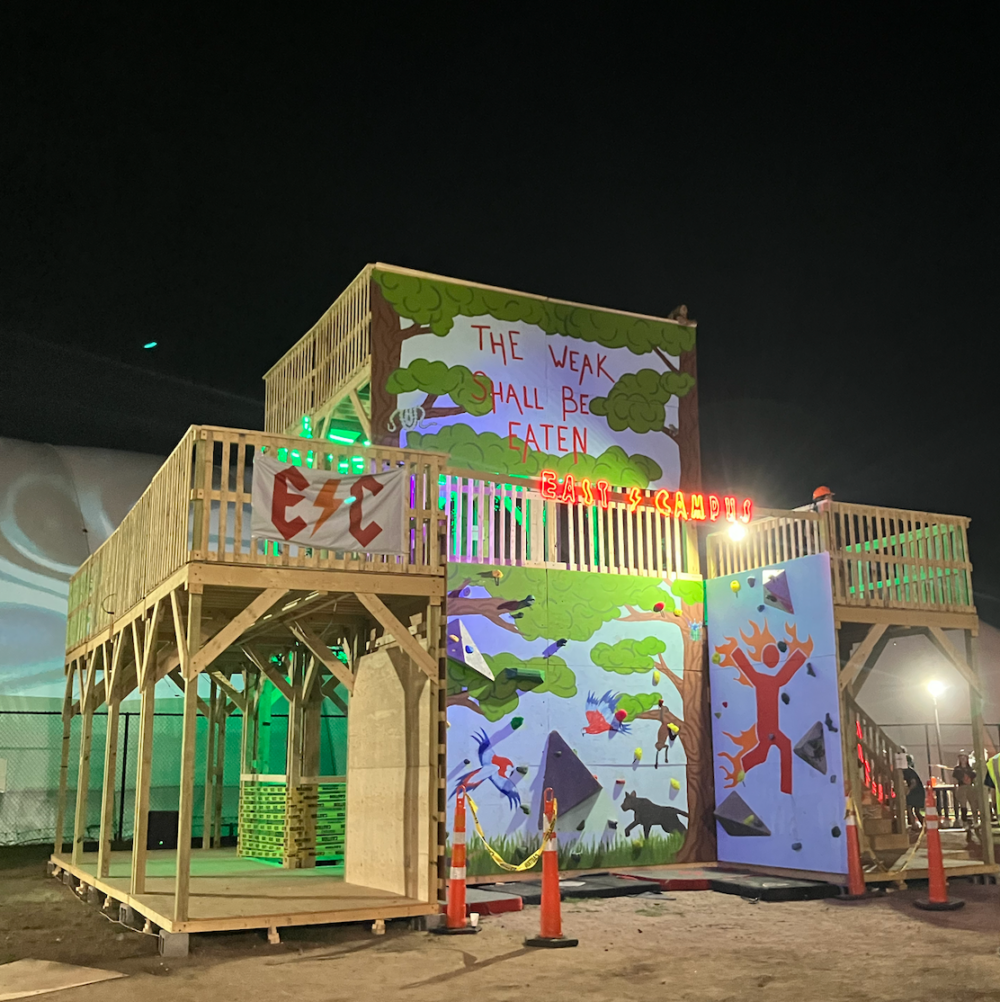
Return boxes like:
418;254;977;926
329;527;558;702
475;873;661;905
709;873;839;902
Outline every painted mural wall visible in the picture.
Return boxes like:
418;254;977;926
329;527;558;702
446;564;712;874
706;553;848;876
368;269;701;492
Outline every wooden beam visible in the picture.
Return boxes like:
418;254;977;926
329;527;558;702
839;624;889;692
302;656;322;701
208;670;246;711
349;388;371;440
927;626;981;693
190;589;288;677
53;669;75;853
242;645;294;701
188;562;445;597
97;634;124;878
167;669;211;716
289;622;355;694
356;592;438;681
320;677;348;714
140;599;163;690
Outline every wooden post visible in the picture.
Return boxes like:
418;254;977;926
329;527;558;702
174;590;203;923
130;604;162;897
53;666;75;856
72;651;97;865
98;637;123;877
202;679;217;849
966;631;995;865
213;696;228;848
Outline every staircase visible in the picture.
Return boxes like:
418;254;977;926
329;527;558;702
844;695;912;864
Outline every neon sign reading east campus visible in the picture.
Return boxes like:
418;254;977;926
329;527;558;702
538;470;753;523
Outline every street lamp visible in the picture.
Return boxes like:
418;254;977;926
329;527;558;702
927;680;948;783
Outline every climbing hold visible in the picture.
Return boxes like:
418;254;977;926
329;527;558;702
554;750;562;757
831;826;842;838
463;758;471;765
742;814;756;826
736;770;746;783
615;778;626;785
615;708;628;722
757;605;765;613
653;601;665;613
673;608;682;617
730;580;741;594
748;576;756;587
806;662;816;677
712;653;722;664
781;692;790;705
492;569;504;582
446;720;451;728
634;748;643;761
449;634;460;642
670;778;681;790
769;734;775;742
714;711;722;719
667;723;679;736
592;774;599;781
722;701;728;708
825;712;839;733
465;645;474;654
830;775;837;784
570;851;583;861
791;842;802;851
516;765;529;775
777;640;787;653
576;820;586;831
520;804;531;815
511;717;524;730
652;670;661;685
608;819;618;830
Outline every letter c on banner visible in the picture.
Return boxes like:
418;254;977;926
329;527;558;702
272;466;309;540
350;474;385;548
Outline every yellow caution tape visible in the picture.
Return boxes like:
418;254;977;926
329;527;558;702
466;793;556;873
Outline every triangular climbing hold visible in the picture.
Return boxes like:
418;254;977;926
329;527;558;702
540;731;602;822
762;569;794;614
793;721;828;775
715;791;772;837
446;618;494;680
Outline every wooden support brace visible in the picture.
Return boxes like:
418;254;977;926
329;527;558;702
289;622;355;693
320;677;348;714
927;626;982;693
242;645;295;701
167;669;212;716
208;670;246;710
839;623;889;692
356;592;438;681
349;388;371;440
190;588;287;677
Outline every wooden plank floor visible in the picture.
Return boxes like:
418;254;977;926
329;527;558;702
51;849;434;934
864;828;999;884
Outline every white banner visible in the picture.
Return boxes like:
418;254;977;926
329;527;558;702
251;456;407;555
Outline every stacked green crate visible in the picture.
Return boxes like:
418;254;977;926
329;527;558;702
315;782;346;865
238;780;287;861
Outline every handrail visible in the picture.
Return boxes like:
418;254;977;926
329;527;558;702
66;426;446;651
263;264;373;436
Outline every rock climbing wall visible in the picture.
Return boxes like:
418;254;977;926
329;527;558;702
707;553;848;876
446;563;713;875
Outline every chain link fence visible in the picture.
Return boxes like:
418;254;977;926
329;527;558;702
0;708;348;847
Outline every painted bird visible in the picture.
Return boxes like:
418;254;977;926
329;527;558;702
583;691;631;737
452;728;521;810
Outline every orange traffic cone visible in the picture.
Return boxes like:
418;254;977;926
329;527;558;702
843;800;867;899
915;786;965;911
435;786;479;935
525;789;577;948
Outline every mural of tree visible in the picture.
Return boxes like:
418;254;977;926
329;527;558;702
410;424;662;487
447;653;576;721
369;268;700;488
589;370;695;442
385;359;493;421
592;578;714;863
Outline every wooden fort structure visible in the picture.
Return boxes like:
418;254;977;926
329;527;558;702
706;500;996;884
51;263;994;941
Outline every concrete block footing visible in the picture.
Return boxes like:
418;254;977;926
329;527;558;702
158;930;190;957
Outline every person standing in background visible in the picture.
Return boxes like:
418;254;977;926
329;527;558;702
953;752;978;835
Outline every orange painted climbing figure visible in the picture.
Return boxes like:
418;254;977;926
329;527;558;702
717;621;814;794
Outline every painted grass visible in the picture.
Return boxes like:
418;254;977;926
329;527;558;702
458;830;685;877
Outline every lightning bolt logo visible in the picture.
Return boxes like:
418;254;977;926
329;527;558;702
312;479;343;535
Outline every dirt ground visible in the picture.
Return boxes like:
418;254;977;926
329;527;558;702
3;846;999;1001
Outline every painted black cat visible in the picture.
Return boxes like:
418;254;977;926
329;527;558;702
621;790;688;838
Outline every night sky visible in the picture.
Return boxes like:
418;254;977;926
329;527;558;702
2;8;997;623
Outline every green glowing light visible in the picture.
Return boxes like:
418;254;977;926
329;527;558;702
301;415;313;438
362;439;371;447
143;341;158;349
326;430;358;445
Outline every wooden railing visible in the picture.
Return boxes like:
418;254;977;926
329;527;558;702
263;264;373;436
443;470;695;577
66;426;445;651
844;694;907;830
706;501;975;616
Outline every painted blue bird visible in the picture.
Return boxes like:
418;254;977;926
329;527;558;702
452;728;521;810
583;691;630;737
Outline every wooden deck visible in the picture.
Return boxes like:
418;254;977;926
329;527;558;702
51;849;433;934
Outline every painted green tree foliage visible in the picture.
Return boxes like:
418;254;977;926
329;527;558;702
369;267;701;488
409;425;661;485
385;359;493;421
591;636;668;674
447;653;576;721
